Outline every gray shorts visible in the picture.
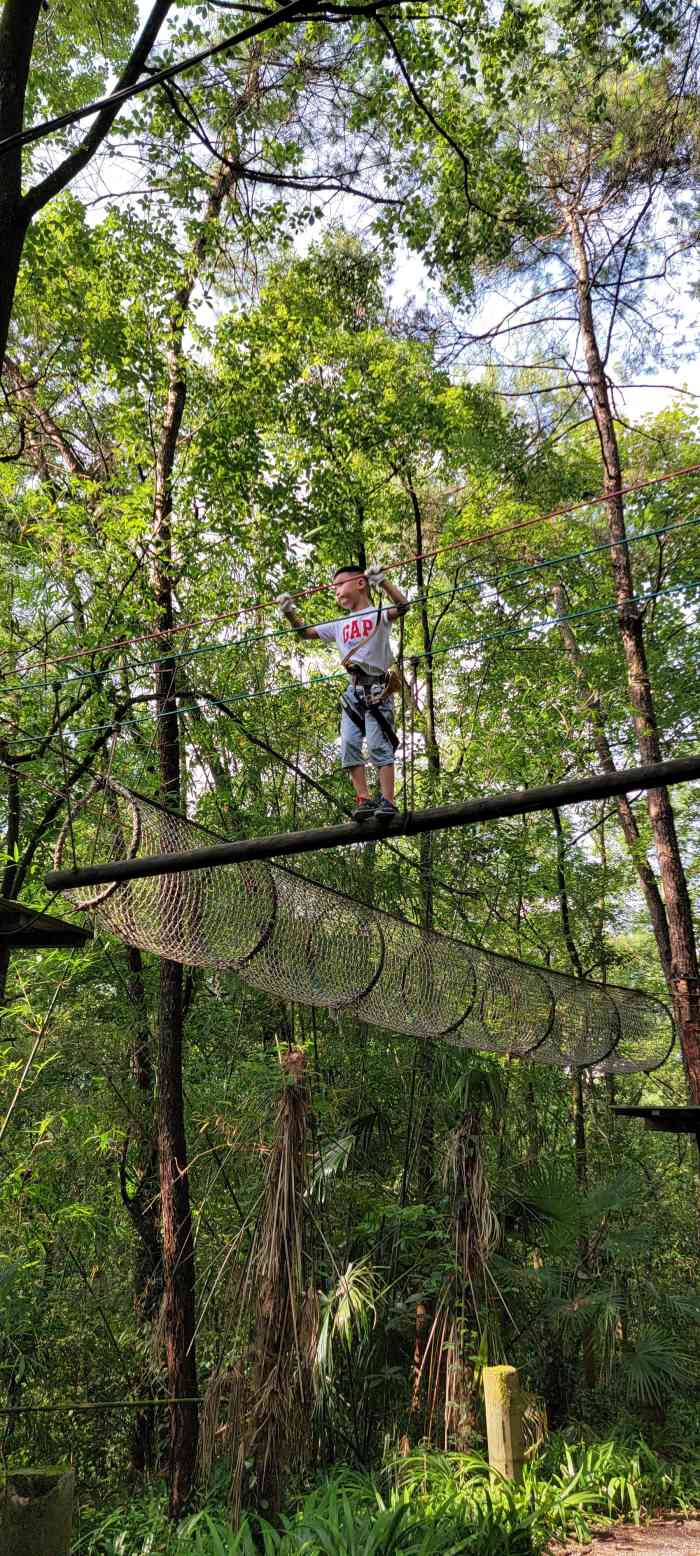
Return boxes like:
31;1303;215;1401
341;686;396;769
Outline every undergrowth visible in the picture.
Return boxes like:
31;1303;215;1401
72;1433;700;1555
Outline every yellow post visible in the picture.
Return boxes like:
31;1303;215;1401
482;1365;524;1483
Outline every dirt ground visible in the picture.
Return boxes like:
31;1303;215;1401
553;1518;700;1555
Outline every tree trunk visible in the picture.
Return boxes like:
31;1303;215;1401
552;807;583;978
158;952;198;1515
553;800;596;1384
0;211;28;377
153;384;198;1517
407;479;439;1203
551;582;673;983
0;743;21;1003
153;510;198;1508
149;98;253;1513
151;244;198;1520
572;1070;596;1389
0;0;40;368
120;946;164;1475
566;208;700;1102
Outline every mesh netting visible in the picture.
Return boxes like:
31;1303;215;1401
54;781;674;1074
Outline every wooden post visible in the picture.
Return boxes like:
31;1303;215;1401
0;1467;75;1555
482;1365;524;1483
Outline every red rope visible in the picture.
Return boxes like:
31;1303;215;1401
13;458;700;675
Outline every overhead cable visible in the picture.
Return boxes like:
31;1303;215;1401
4;511;699;698
8;571;698;741
5;459;700;679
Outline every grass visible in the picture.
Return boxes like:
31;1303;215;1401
71;1432;700;1555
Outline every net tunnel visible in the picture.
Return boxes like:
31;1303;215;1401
53;781;674;1074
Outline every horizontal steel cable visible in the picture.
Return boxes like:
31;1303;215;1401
6;460;700;679
4;511;698;698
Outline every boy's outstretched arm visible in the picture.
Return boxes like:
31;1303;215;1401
365;564;410;621
277;592;320;640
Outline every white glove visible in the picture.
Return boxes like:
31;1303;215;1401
277;591;295;617
365;563;385;587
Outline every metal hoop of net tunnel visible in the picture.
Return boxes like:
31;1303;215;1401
54;780;674;1074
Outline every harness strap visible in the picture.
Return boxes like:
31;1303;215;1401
342;694;398;753
341;695;366;736
368;702;399;753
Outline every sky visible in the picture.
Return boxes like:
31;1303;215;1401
119;0;700;425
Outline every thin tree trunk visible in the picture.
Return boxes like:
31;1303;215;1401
409;1301;430;1422
0;0;38;999
119;946;164;1475
406;478;440;777
153;357;198;1519
572;1070;596;1389
552;807;584;979
152;250;197;1525
566;208;700;1102
0;0;40;368
0;744;20;1003
553;802;596;1385
551;581;673;982
405;478;440;1202
150;102;255;1510
401;477;443;1435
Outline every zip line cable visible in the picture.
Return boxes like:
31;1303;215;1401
4;510;699;699
5;459;700;680
5;571;698;743
0;572;696;767
0;0;405;160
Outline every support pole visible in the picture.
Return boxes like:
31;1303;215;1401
46;754;700;893
482;1366;524;1484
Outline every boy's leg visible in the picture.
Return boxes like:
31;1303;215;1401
341;691;378;819
349;764;370;800
367;700;399;817
378;764;396;804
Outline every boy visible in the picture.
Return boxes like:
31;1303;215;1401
278;563;410;821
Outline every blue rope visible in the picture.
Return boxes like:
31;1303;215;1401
21;572;700;741
3;513;699;697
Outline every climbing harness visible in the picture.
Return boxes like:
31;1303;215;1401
341;677;400;755
339;601;400;754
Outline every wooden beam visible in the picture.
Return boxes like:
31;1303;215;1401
0;897;90;949
45;753;700;893
612;1105;700;1135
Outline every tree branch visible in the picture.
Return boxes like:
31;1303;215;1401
22;1;176;218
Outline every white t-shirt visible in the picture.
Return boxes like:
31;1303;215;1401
315;605;394;672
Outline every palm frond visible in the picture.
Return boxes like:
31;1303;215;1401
619;1324;696;1407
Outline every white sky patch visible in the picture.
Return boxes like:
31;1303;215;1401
75;1;700;425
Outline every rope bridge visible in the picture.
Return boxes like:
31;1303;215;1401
53;781;673;1074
